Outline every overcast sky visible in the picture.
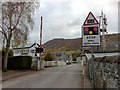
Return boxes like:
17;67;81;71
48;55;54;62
28;0;119;45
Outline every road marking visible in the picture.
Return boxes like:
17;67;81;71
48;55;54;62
83;69;85;89
41;72;83;75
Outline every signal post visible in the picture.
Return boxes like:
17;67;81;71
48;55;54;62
82;12;100;88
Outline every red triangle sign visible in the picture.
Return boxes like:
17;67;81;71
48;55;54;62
83;12;99;26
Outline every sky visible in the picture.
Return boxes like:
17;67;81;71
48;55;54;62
28;0;119;45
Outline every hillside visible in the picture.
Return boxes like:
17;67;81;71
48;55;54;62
43;38;82;51
43;33;120;52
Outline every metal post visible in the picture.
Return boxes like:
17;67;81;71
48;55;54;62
37;53;40;70
37;60;40;70
91;46;95;88
39;53;41;70
38;16;43;70
40;16;43;47
40;53;42;70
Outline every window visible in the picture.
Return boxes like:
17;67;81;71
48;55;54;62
21;49;29;55
31;49;35;53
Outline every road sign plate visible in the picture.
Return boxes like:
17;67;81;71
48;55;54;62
82;35;100;46
83;12;99;26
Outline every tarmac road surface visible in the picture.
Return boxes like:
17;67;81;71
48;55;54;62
3;64;90;88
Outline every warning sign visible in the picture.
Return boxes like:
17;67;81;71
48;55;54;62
83;12;99;26
82;12;100;46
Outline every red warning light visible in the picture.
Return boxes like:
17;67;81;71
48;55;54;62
84;27;98;35
84;27;89;31
93;27;97;31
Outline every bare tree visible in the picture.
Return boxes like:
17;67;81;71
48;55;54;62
0;1;39;71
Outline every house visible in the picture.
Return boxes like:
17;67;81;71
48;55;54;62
51;52;66;61
50;52;67;66
13;43;45;70
13;43;40;57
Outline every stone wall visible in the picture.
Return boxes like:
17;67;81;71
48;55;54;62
86;55;120;89
0;51;1;70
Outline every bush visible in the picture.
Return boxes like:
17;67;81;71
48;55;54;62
44;52;54;61
7;56;32;70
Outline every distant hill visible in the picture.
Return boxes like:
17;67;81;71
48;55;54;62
43;38;82;51
43;33;120;52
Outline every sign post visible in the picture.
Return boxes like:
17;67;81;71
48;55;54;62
82;12;100;88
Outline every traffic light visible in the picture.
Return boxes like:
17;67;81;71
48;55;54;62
36;47;44;53
39;47;44;53
36;48;40;53
83;27;98;35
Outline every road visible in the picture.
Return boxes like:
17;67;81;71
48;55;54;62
3;64;91;88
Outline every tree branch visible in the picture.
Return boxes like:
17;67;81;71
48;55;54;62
1;20;9;29
0;28;7;40
12;7;23;31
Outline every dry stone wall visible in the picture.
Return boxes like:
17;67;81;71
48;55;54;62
86;55;120;89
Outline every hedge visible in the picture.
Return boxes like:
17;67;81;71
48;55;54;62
7;56;32;70
44;52;54;61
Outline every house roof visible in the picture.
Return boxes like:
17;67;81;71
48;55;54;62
13;43;40;50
